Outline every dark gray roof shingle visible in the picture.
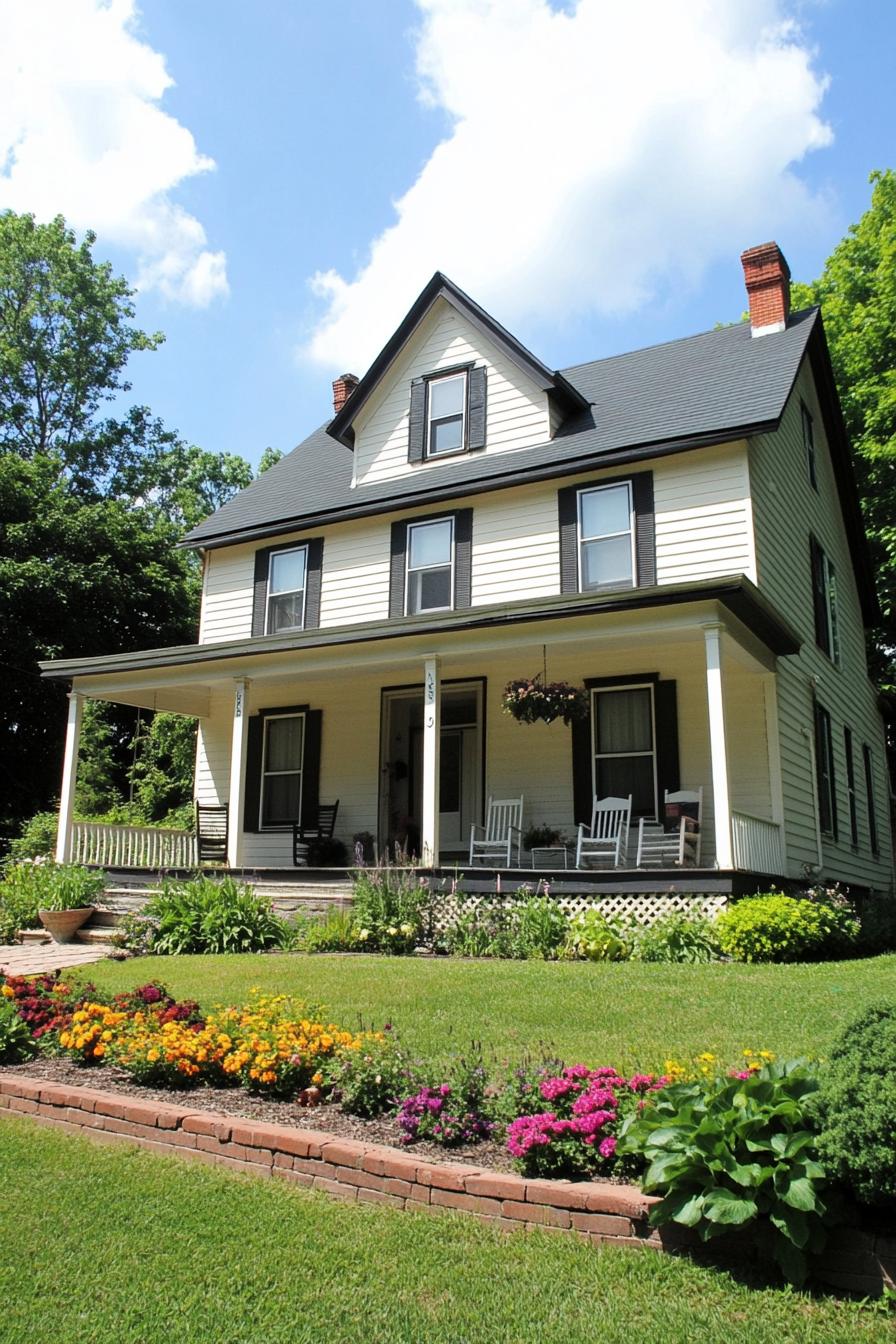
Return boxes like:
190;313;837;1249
183;308;817;548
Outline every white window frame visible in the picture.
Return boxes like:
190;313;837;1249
820;548;840;665
577;482;636;592
590;682;658;818
425;371;467;459
265;545;308;635
259;711;306;831
405;517;455;616
801;401;817;490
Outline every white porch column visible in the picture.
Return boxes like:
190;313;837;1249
703;624;734;870
227;679;250;869
421;656;441;866
762;673;787;867
55;692;84;863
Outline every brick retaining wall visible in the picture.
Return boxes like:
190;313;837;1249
1;1074;892;1297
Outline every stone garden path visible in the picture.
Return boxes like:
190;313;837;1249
0;942;114;977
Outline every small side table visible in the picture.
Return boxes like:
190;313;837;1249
530;846;569;869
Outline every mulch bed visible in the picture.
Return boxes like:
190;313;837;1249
4;1058;516;1171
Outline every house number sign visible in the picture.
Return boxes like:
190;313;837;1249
425;668;436;729
234;688;244;718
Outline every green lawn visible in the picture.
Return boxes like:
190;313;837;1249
84;951;896;1069
0;1115;889;1344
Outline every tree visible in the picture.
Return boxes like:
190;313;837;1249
791;171;896;691
258;446;283;474
128;712;198;823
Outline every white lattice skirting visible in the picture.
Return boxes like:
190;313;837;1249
427;889;728;932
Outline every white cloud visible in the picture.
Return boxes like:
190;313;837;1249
304;0;831;369
0;0;227;306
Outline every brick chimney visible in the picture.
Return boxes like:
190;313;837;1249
332;373;359;414
741;242;791;336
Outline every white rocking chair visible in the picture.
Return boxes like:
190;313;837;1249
575;795;632;869
469;796;524;867
636;788;703;868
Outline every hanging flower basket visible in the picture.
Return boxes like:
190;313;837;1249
502;674;588;727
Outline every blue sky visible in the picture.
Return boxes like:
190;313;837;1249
2;1;894;469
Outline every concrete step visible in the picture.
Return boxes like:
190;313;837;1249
18;928;51;944
75;926;120;945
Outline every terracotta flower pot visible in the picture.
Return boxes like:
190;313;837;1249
38;907;94;944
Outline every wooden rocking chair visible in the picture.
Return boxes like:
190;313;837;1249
575;795;632;869
195;803;228;865
469;796;524;867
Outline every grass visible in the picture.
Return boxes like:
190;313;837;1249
0;1115;890;1344
82;951;896;1068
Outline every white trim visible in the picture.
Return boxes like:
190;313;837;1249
576;481;636;593
265;545;308;635
750;320;786;337
421;656;441;864
703;624;733;869
762;673;787;869
590;681;657;818
55;693;84;863
258;710;306;831
405;517;455;616
227;679;250;868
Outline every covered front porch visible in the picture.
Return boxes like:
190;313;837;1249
47;582;796;885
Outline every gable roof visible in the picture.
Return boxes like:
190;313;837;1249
327;271;589;447
184;306;818;550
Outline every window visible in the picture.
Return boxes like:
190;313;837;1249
260;713;304;829
814;703;837;838
862;743;879;854
844;726;858;846
406;518;454;614
266;546;307;634
426;372;466;457
801;401;817;489
591;684;656;817
578;483;635;591
809;537;839;662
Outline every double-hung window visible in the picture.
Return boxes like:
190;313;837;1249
406;518;454;615
862;744;879;854
426;372;466;457
260;713;304;829
592;684;656;817
844;726;858;846
266;546;307;634
578;483;635;591
801;402;817;490
814;702;837;838
809;537;839;663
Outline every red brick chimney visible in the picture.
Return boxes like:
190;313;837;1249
332;373;359;414
741;242;791;336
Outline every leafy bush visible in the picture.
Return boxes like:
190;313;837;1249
0;861;105;940
618;1060;829;1285
324;1029;420;1117
445;901;515;958
351;864;429;953
562;908;630;961
716;893;859;963
0;972;94;1042
108;911;157;956
814;1001;896;1210
7;811;58;861
629;911;721;964
146;876;289;954
299;909;359;953
397;1051;493;1147
0;995;36;1063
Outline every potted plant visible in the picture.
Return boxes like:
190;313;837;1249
35;862;105;943
502;673;588;726
523;824;564;852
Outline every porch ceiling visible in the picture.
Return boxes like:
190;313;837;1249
40;575;800;712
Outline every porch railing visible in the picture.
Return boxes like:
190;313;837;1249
731;811;784;875
72;821;198;870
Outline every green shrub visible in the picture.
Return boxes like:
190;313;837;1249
511;893;568;959
445;902;514;958
108;912;157;956
0;996;36;1063
629;911;721;964
618;1059;829;1286
299;909;359;953
0;861;105;941
814;1001;896;1210
716;893;859;963
145;876;288;955
324;1030;420;1117
351;865;429;954
562;908;630;961
7;811;58;862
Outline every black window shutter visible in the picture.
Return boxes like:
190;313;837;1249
242;715;264;832
300;710;323;829
252;548;272;636
453;509;473;608
467;366;487;451
631;472;656;587
408;378;427;463
654;680;680;808
389;521;408;618
570;697;594;826
305;538;324;629
809;537;829;652
557;485;579;594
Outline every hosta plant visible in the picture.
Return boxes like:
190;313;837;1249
618;1059;829;1285
562;908;629;961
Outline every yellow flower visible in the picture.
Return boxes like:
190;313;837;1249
0;984;13;998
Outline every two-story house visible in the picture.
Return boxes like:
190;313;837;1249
43;243;893;896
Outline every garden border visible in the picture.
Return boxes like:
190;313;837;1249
1;1073;893;1297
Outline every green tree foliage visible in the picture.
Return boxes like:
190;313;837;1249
257;446;283;474
128;712;198;822
791;170;896;688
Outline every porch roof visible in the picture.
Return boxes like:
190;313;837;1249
40;575;800;687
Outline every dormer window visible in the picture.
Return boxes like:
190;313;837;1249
427;372;466;457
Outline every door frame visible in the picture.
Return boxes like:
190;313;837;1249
378;677;487;855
